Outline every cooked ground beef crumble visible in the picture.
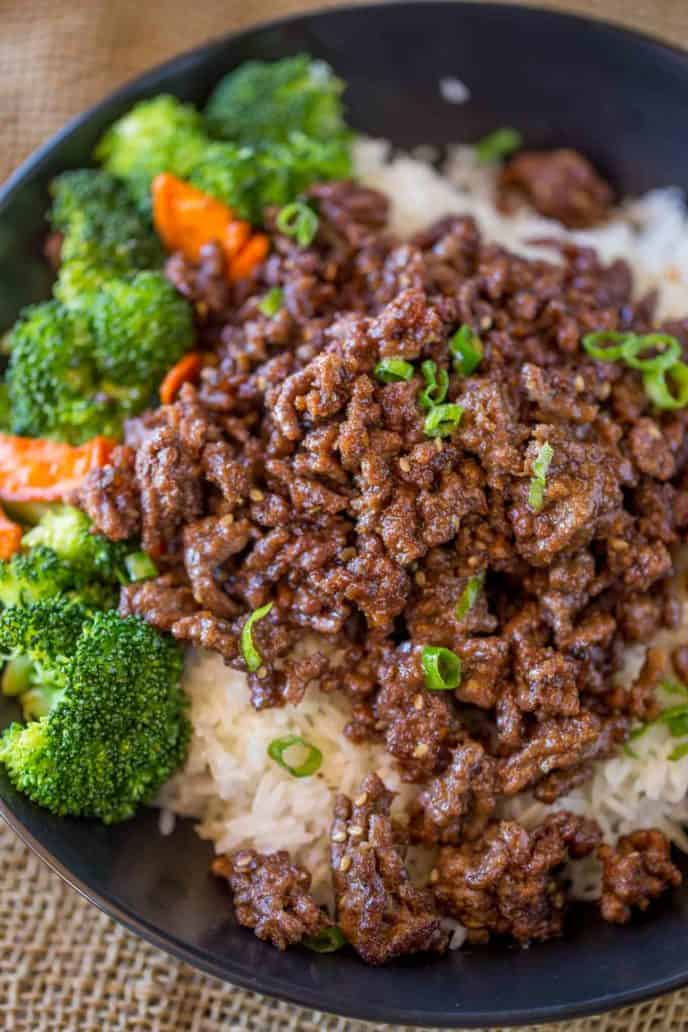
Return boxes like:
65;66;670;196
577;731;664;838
77;153;686;961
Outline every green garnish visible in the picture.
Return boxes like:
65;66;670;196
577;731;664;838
455;572;485;620
449;325;483;376
527;441;553;512
423;403;463;438
475;127;523;163
659;704;688;738
276;202;319;246
240;601;273;672
304;926;347;952
267;734;323;777
258;287;284;317
124;551;158;582
643;361;688;411
660;679;688;697
418;360;449;410
621;333;681;373
374;358;415;383
421;646;462;691
669;742;688;762
582;331;629;361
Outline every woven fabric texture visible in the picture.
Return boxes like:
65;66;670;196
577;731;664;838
3;1;688;1029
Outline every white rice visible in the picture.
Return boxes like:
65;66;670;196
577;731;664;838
158;136;688;932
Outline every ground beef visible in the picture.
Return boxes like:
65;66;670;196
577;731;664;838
599;830;682;924
498;149;614;228
433;812;601;944
74;156;688;960
331;774;447;964
212;849;330;949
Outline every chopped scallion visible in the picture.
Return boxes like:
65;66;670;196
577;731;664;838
304;926;347;952
258;287;284;317
421;646;462;691
276;202;319;247
124;551;158;582
449;325;483;375
669;742;688;762
418;359;449;410
660;679;688;697
267;734;323;777
374;357;415;383
659;704;688;738
621;333;680;373
475;127;522;163
527;441;553;512
643;360;688;411
240;601;273;672
455;572;485;620
582;331;630;362
424;403;463;438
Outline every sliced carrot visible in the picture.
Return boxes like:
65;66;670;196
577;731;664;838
159;352;203;405
0;434;116;502
0;506;23;559
152;173;269;281
228;233;270;282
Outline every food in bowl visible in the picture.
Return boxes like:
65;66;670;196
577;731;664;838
1;54;688;965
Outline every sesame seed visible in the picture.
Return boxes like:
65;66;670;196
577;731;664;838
349;825;364;838
599;382;611;399
331;830;347;843
354;793;368;807
234;855;252;870
610;538;629;552
466;555;480;569
413;743;429;759
256;376;267;391
434;437;443;453
339;855;352;873
249;488;265;502
256;666;268;679
195;301;208;318
359;841;371;851
413;694;424;711
340;547;356;561
429;868;439;884
480;316;492;331
415;571;427;586
399;457;411;473
574;375;585;392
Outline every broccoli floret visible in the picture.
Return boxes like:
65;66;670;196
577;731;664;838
95;95;207;210
6;301;122;443
190;134;352;223
0;602;189;823
49;170;164;305
89;271;192;395
0;546;75;609
204;55;347;145
23;505;130;585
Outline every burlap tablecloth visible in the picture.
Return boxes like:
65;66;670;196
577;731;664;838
3;1;688;1028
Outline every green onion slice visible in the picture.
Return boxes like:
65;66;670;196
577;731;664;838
424;403;463;438
240;601;273;673
475;127;523;163
455;572;485;620
267;734;323;778
582;331;630;362
276;202;319;247
621;333;681;372
527;441;553;512
304;926;347;952
643;361;688;411
374;357;415;383
421;646;462;691
124;551;158;582
258;287;284;317
659;704;688;737
418;360;449;410
449;325;483;376
660;679;688;697
669;742;688;762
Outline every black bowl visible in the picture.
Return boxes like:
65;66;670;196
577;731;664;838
3;3;688;1026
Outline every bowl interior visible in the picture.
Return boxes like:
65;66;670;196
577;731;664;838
3;3;688;1026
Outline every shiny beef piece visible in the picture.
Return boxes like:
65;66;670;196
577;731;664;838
212;849;330;950
434;812;601;944
498;149;614;228
331;774;447;964
599;830;682;924
410;738;496;844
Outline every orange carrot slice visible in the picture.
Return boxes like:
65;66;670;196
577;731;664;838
228;233;270;282
159;352;203;405
0;434;116;502
0;506;23;559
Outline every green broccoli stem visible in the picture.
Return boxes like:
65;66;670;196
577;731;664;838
1;655;34;696
124;551;158;582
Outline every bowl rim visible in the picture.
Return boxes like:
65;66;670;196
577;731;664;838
3;2;688;1025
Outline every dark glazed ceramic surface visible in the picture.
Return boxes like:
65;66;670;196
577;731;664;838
2;4;688;1026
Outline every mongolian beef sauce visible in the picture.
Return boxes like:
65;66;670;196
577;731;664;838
73;148;688;964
